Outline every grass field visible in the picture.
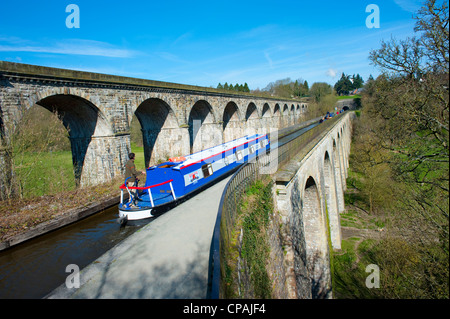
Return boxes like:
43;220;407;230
130;142;146;171
13;143;146;199
337;95;361;99
13;150;76;198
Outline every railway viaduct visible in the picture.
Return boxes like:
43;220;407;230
0;61;308;199
0;61;355;299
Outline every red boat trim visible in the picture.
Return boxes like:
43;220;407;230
120;179;174;190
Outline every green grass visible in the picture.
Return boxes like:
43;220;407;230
224;177;274;298
337;95;361;99
333;237;380;299
12;143;147;199
13;150;76;198
130;142;146;171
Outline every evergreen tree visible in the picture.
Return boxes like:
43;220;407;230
352;74;364;89
334;73;353;95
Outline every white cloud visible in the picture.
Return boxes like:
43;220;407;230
393;0;422;13
326;68;338;78
264;51;273;69
0;38;138;58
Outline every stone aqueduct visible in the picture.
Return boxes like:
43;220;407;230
0;61;309;199
273;113;352;298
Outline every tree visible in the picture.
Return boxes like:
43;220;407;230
262;77;309;98
334;73;353;95
218;82;250;93
352;74;364;89
362;0;449;298
309;82;332;103
303;80;309;93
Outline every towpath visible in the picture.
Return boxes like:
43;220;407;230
47;175;232;299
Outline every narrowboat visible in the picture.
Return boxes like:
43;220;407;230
118;133;270;223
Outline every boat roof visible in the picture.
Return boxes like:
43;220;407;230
172;134;266;170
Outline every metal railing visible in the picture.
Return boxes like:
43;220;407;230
209;112;349;298
120;177;177;208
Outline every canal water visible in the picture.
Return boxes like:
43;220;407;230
0;205;147;299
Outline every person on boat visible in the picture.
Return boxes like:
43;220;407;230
125;153;146;204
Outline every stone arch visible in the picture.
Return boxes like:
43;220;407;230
282;104;289;128
323;151;341;249
244;102;259;135
188;100;221;153
223;101;241;142
302;176;331;299
135;98;182;166
288;105;293;126
36;94;114;186
261;103;271;133
26;87;94;112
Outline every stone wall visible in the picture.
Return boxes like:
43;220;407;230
218;113;353;299
272;112;353;298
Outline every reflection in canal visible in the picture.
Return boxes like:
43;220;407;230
0;205;147;299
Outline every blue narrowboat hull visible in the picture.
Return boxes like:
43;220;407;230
118;134;270;222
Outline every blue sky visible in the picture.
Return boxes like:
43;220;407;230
0;0;424;90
